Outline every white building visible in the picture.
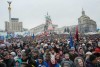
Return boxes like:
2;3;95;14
5;18;23;32
78;9;97;33
55;25;77;34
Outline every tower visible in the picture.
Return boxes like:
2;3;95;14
7;1;12;32
5;1;23;32
82;8;85;16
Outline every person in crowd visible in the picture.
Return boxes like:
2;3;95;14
74;57;86;67
3;51;15;67
59;50;64;59
0;54;6;67
10;52;16;59
78;47;85;59
94;41;100;53
32;50;39;61
50;48;56;61
45;53;51;64
0;33;100;67
55;53;62;65
85;51;92;60
48;58;59;67
93;53;100;67
61;61;72;67
69;47;78;62
61;53;75;67
14;59;21;67
86;54;96;67
36;56;49;67
21;52;28;63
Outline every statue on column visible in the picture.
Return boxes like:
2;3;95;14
44;12;54;33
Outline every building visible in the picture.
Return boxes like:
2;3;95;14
5;18;23;32
78;9;97;33
55;25;77;34
30;24;45;35
30;13;58;35
55;9;97;34
30;10;97;35
5;1;23;32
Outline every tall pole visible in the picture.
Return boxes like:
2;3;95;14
7;1;12;22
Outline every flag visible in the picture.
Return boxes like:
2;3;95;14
0;36;4;44
32;34;35;39
0;36;4;40
69;32;74;48
6;34;11;39
75;25;79;41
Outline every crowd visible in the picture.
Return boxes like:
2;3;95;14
0;34;100;67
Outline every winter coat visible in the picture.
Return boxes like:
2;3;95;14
86;59;95;67
86;59;100;67
36;61;49;67
0;63;6;67
4;59;15;67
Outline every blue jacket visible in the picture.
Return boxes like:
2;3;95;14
36;61;49;67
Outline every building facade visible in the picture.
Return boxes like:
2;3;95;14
78;9;97;33
30;13;58;35
55;25;77;34
5;18;23;32
30;10;97;35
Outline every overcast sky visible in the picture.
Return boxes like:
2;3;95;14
0;0;100;30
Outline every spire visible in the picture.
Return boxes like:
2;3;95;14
82;8;85;16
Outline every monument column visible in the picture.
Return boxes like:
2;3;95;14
7;1;12;32
7;1;12;22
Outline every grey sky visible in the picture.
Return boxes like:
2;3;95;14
0;0;100;30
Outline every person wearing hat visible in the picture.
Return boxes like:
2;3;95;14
43;44;48;51
21;50;37;67
86;54;97;67
85;51;92;60
3;51;15;67
78;47;85;59
9;52;16;60
69;47;78;62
